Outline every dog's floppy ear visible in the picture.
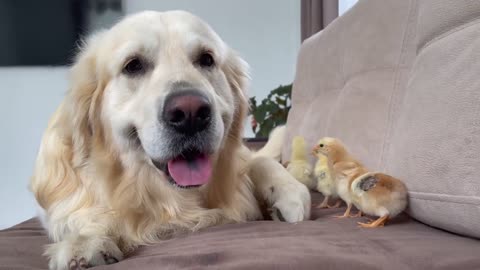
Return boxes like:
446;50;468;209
61;32;108;160
31;33;107;209
224;50;250;98
206;51;251;209
223;50;250;142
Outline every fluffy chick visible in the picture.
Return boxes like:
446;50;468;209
315;137;367;218
311;144;340;209
286;136;314;189
351;172;408;228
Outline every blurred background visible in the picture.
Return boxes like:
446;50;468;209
0;0;357;229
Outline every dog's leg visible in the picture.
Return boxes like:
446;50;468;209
46;234;123;270
43;209;124;270
248;156;311;223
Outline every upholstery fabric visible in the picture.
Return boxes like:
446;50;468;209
1;193;479;270
284;0;418;169
283;0;480;238
385;0;480;238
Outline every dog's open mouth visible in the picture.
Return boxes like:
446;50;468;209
152;150;212;188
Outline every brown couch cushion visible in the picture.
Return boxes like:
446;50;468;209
384;0;480;239
283;0;418;169
1;193;479;270
284;0;480;238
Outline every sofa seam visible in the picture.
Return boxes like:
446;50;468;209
324;21;347;136
419;16;480;53
410;197;480;206
343;66;410;83
409;192;480;206
379;0;417;171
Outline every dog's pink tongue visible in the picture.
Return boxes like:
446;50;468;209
167;154;212;186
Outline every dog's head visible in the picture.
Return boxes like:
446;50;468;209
66;11;249;188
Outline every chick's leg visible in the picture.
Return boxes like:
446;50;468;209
327;200;342;208
316;196;330;209
358;215;389;228
333;203;352;218
351;210;363;217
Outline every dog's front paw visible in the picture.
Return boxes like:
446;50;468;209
271;180;311;223
46;236;123;270
67;257;88;270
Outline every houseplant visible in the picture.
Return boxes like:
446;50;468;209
249;84;292;138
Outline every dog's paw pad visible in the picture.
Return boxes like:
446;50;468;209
68;257;88;270
271;207;286;222
101;251;120;264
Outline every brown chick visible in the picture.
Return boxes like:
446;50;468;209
315;137;367;218
351;172;408;228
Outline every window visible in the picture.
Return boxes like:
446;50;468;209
339;0;358;16
0;0;123;66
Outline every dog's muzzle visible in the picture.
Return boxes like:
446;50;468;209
152;89;215;188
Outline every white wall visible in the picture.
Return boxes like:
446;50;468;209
0;67;68;229
0;1;300;228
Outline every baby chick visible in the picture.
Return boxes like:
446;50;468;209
286;136;314;189
311;144;340;209
314;137;366;218
351;172;408;228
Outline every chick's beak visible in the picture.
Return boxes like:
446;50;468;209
311;146;319;156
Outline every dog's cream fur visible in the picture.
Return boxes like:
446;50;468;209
30;11;310;270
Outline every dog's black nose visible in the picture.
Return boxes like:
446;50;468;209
162;91;212;135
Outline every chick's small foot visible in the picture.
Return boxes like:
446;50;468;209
332;204;353;218
364;217;374;222
333;213;359;218
358;221;384;228
327;200;342;209
358;215;389;228
351;211;363;217
315;197;330;209
315;203;329;209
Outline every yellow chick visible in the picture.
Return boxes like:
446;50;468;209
311;145;340;209
351;172;408;228
286;136;314;189
314;137;366;218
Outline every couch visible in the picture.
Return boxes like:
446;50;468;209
284;0;480;240
1;0;479;269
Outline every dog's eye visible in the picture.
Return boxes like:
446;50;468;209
123;57;145;75
198;52;215;68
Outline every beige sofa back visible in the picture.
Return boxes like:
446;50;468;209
284;0;480;238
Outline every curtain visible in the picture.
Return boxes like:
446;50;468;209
301;0;339;41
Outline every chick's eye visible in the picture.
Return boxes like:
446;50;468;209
198;52;215;68
123;57;145;75
319;144;324;148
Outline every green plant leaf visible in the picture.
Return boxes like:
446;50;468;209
276;97;287;106
249;83;292;137
253;107;267;123
249;97;256;107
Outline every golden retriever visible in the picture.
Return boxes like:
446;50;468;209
30;11;310;270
